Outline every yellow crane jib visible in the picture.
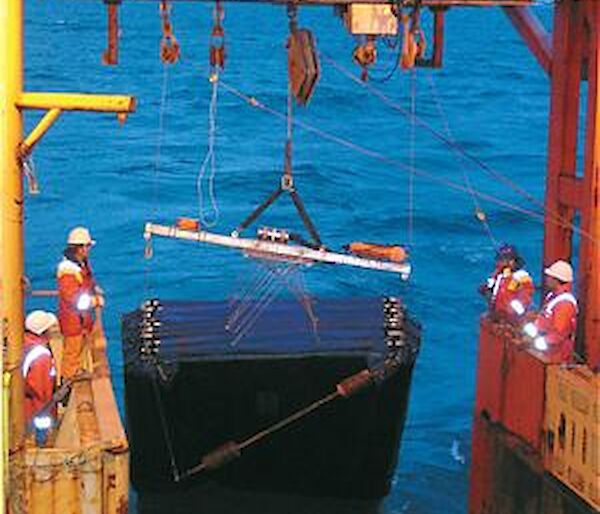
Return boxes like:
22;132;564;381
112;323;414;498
15;92;136;157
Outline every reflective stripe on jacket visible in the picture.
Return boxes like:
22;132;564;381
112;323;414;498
23;332;56;424
535;284;578;360
489;267;534;319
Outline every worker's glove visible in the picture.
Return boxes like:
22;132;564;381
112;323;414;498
94;285;105;296
478;283;491;298
521;321;549;351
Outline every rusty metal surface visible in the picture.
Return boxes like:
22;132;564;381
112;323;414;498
474;317;548;451
544;367;600;510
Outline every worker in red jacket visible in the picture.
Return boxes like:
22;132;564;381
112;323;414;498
57;227;104;380
523;260;578;362
23;310;57;436
480;244;534;322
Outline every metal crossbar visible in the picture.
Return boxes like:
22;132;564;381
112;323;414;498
125;1;532;6
145;222;412;278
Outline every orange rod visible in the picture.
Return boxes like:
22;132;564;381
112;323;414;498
102;3;119;65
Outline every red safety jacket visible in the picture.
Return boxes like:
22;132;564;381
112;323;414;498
535;283;578;362
488;266;534;320
23;332;56;425
57;256;96;337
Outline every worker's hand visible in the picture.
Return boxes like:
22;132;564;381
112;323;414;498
94;295;105;308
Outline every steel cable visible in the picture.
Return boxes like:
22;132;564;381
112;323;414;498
321;53;545;210
426;72;498;247
216;78;598;244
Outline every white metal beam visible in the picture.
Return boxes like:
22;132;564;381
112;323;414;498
145;223;411;279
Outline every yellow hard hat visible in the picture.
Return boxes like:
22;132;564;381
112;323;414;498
67;226;96;246
544;260;573;283
25;310;58;336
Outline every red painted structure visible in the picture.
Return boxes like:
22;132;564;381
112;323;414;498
500;1;600;370
472;1;600;510
544;1;599;369
475;0;600;419
475;318;547;450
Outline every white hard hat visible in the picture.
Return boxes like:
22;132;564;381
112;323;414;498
25;310;58;336
544;260;574;283
67;226;95;246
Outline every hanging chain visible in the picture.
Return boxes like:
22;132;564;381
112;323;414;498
400;2;426;70
209;0;226;73
22;155;40;195
159;0;180;64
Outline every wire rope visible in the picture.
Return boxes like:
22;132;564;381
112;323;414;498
145;64;171;295
197;74;221;227
408;69;416;248
151;373;181;481
321;53;546;211
229;263;299;345
216;78;597;244
426;72;498;247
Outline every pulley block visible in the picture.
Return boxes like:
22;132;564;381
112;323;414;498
288;29;320;106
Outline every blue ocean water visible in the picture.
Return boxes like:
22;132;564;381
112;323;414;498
23;2;558;513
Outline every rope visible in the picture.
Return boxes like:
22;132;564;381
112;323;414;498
280;267;319;338
227;265;279;333
216;78;598;245
426;73;498;247
228;264;276;329
285;4;295;176
287;83;293;144
229;263;299;346
151;374;181;481
145;64;171;295
369;32;402;84
408;69;416;248
197;74;220;227
228;259;318;344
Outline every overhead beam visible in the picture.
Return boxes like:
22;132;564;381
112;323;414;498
503;7;552;75
134;0;533;5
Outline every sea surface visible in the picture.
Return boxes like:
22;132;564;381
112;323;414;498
22;1;582;513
